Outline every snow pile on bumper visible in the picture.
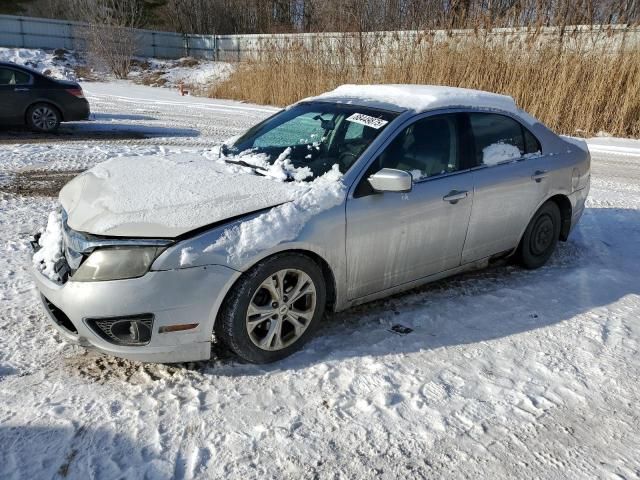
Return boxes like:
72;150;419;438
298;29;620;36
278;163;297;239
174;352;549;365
32;209;64;282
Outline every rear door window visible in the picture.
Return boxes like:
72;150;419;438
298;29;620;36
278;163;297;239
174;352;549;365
469;112;540;166
0;68;31;85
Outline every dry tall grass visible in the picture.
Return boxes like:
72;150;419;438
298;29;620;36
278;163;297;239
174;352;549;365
210;32;640;137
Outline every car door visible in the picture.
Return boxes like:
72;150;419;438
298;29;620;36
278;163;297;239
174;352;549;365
461;111;549;264
345;112;475;299
0;67;33;125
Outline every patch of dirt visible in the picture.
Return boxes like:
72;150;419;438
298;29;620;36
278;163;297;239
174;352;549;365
0;169;84;197
62;341;240;384
129;58;152;70
64;351;194;385
72;65;100;81
136;70;169;87
178;57;200;68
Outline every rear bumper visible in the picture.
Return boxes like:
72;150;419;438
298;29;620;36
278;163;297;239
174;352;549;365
63;99;90;121
31;264;237;363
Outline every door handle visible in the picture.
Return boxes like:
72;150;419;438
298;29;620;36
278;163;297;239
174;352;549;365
443;190;468;203
532;170;548;182
14;87;29;92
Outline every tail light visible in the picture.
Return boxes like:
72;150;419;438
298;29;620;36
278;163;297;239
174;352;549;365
65;88;85;99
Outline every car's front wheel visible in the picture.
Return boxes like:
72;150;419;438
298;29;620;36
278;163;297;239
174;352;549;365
518;200;561;269
216;253;326;363
26;103;61;132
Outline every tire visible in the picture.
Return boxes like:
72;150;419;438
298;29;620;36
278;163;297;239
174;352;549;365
26;103;61;132
215;253;326;363
518;201;561;269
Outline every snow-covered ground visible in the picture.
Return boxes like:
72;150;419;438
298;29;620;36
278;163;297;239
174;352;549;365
1;84;640;479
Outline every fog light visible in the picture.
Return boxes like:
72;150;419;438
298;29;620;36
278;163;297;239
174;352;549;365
86;314;154;346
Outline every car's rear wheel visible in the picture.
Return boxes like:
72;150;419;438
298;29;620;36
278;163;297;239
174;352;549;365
216;253;326;363
518;200;561;269
26;103;61;132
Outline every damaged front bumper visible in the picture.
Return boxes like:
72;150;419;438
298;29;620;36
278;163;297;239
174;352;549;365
30;230;239;363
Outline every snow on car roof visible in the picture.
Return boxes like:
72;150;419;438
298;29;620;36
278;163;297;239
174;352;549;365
305;84;518;114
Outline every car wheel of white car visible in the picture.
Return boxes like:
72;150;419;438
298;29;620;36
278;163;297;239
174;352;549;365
26;103;61;132
519;200;561;269
216;253;326;363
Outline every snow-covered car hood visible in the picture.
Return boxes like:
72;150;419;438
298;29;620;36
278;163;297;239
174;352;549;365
59;153;304;238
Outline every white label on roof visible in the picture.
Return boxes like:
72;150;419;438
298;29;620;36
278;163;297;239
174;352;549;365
346;113;388;129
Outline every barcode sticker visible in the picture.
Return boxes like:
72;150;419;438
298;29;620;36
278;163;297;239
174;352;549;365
346;113;389;129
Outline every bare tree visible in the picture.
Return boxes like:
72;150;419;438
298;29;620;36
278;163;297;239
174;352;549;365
20;0;640;36
77;0;145;78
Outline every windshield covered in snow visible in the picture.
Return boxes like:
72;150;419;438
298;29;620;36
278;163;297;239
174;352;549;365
225;102;397;179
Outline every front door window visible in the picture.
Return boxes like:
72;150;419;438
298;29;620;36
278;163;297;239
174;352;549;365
375;114;461;181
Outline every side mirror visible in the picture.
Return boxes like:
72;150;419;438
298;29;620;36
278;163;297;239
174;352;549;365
367;168;413;193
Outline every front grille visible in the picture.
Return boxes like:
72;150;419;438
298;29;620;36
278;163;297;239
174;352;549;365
85;315;154;346
42;296;78;334
54;257;72;283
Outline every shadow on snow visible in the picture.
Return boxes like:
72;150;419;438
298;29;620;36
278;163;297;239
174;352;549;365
205;206;640;376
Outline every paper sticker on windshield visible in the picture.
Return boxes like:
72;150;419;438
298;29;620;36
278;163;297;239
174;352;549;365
346;113;388;129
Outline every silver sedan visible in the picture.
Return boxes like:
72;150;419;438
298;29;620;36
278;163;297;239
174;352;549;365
30;85;590;363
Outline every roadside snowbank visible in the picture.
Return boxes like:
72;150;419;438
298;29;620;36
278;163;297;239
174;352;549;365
0;48;233;90
129;57;233;89
0;47;81;80
129;57;233;87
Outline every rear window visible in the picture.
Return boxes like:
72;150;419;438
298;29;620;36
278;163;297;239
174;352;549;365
0;68;31;85
524;128;541;154
469;112;541;166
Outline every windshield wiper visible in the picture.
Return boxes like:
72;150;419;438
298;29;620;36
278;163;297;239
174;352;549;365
223;158;265;176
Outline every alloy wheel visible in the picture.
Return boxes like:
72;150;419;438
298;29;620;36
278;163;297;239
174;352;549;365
32;106;58;131
246;269;317;351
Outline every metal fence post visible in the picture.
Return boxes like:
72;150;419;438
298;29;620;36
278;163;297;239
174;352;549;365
18;17;25;47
